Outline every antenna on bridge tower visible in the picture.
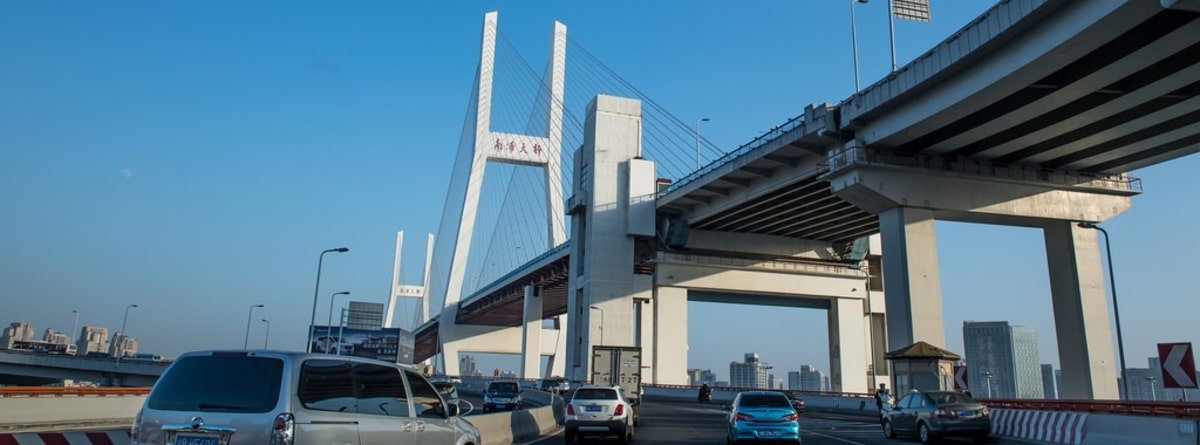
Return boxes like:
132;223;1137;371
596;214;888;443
385;230;435;329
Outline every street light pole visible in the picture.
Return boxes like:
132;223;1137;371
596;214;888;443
1147;376;1158;401
244;304;264;348
117;304;138;359
1078;222;1128;400
308;247;349;352
850;0;869;92
261;319;271;349
327;291;351;332
695;118;710;170
589;306;605;345
983;371;994;399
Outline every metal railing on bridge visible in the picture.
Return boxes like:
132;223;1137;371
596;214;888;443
656;252;862;276
659;113;806;197
0;386;150;397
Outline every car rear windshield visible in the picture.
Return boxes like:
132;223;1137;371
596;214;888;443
574;388;618;400
928;392;974;404
148;354;283;413
738;394;791;408
488;382;519;395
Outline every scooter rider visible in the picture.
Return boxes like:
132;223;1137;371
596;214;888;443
699;384;713;402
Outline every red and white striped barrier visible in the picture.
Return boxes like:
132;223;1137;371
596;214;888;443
0;431;129;445
991;409;1088;445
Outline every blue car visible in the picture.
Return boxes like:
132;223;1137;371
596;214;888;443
726;391;802;444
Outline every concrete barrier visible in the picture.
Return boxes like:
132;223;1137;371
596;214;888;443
1082;412;1199;445
0;395;144;433
465;405;560;445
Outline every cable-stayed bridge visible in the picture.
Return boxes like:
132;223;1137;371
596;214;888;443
397;0;1200;400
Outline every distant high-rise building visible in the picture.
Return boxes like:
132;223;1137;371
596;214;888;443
688;369;717;386
461;354;477;376
109;332;138;357
796;365;827;391
42;328;70;345
788;371;801;390
1040;364;1057;399
963;321;1044;398
77;326;109;356
347;301;385;330
1055;370;1063;399
1;321;36;349
730;353;771;388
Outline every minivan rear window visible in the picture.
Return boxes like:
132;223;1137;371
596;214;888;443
574;388;618;400
148;354;283;413
738;394;791;408
488;382;519;395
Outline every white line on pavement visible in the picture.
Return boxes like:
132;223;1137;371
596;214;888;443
805;430;870;445
516;427;564;445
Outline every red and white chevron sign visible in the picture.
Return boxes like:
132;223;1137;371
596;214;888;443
1158;342;1198;389
954;365;969;391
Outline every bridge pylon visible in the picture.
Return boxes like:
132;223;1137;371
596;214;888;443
435;11;568;377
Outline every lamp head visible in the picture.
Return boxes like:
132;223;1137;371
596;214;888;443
129;304;139;309
335;247;349;253
335;291;351;296
700;118;710;122
1078;222;1098;229
253;304;264;308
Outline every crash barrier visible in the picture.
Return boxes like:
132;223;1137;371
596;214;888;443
0;388;145;433
464;405;560;445
990;409;1088;445
0;431;131;445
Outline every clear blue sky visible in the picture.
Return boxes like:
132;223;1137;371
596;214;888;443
2;1;1197;381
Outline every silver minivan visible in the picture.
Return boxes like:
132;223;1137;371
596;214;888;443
131;350;480;445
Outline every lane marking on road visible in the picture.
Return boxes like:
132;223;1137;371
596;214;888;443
516;427;564;445
805;430;869;445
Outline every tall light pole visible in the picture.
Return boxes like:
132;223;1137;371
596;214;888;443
850;0;869;92
308;247;349;352
695;117;710;170
589;306;605;345
850;263;877;390
327;291;351;332
261;319;271;349
1078;222;1127;401
983;371;994;399
117;304;138;358
1147;376;1159;401
244;304;264;348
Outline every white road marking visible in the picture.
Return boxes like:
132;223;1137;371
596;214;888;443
516;427;564;445
805;430;871;445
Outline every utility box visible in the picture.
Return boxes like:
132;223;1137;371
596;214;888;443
592;346;643;403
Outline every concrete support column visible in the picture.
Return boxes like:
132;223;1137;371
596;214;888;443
638;299;656;384
879;207;945;349
441;343;460;376
1044;221;1119;399
520;285;542;380
654;286;689;385
829;297;869;393
548;315;568;377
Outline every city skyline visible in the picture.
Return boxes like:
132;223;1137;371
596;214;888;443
3;1;1199;380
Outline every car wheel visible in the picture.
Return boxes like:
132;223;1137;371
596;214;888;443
883;420;896;439
918;422;938;444
564;429;577;443
971;432;990;443
621;427;633;444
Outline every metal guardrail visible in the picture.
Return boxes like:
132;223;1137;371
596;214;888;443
659;113;807;197
656;252;861;277
0;386;150;397
824;146;1143;193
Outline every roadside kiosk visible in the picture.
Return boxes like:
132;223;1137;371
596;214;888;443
885;341;961;398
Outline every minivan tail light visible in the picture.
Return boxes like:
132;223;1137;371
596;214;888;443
270;412;294;445
566;403;576;415
736;413;753;421
130;409;143;439
782;412;798;421
614;404;624;416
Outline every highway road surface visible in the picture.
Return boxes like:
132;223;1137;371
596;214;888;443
531;398;1024;444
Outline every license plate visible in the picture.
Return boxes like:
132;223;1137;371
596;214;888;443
959;410;978;417
586;405;604;412
758;430;780;438
175;434;219;445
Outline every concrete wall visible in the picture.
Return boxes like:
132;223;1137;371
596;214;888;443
0;395;144;433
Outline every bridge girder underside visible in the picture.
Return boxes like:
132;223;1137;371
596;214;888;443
688;176;877;243
858;5;1200;174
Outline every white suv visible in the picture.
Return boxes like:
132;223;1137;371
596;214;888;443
131;350;480;445
564;385;635;443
